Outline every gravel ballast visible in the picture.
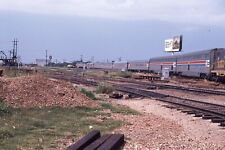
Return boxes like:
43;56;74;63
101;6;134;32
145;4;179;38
114;99;225;150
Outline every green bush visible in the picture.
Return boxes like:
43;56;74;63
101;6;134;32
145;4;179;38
80;88;97;100
118;71;132;78
96;83;114;94
0;130;14;140
0;98;11;115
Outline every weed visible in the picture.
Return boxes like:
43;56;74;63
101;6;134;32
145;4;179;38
101;102;140;115
2;67;35;77
0;130;14;140
96;83;114;94
80;88;97;100
0;98;11;115
0;106;122;149
117;71;132;78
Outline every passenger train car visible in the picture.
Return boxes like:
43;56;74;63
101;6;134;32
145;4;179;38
149;48;225;80
89;48;225;80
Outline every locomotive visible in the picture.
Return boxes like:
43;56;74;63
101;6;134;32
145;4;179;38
89;48;225;81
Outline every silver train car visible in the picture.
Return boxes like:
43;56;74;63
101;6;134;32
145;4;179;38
148;48;225;80
89;48;225;80
92;61;128;71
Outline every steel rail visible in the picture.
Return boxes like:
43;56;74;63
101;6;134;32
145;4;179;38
49;74;225;126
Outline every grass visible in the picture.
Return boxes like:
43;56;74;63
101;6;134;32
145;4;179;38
96;83;114;94
84;70;105;77
0;104;122;150
1;67;35;77
80;88;97;100
85;70;133;79
101;102;140;115
0;98;12;115
118;71;132;78
109;71;132;78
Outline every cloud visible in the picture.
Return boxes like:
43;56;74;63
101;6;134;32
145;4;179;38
1;0;225;25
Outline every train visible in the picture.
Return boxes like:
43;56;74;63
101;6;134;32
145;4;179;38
87;48;225;81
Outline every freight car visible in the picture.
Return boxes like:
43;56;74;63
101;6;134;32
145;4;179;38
89;48;225;81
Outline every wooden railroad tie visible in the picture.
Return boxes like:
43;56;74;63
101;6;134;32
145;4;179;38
67;130;125;150
0;69;3;77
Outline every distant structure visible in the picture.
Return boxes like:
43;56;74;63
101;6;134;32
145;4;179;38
36;59;50;67
0;38;19;66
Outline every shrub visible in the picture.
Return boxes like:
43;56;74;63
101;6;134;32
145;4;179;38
80;88;97;100
0;98;11;115
118;71;132;78
96;83;114;94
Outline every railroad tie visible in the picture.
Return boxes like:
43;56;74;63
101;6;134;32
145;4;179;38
97;134;124;150
220;122;225;127
83;134;112;150
67;130;101;150
202;115;217;120
194;113;203;117
211;118;225;123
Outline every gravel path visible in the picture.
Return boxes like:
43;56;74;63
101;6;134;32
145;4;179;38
115;99;225;150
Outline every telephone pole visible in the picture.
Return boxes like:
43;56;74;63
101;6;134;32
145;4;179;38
45;50;48;66
9;50;12;59
12;38;18;64
80;55;83;62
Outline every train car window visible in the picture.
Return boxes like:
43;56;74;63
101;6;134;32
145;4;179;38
188;64;190;70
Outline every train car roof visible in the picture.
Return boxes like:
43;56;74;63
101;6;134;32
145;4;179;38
150;48;215;60
128;60;149;62
94;61;128;64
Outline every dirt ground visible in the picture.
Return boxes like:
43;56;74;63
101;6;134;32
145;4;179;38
114;99;225;150
66;78;225;149
0;75;98;108
2;71;225;149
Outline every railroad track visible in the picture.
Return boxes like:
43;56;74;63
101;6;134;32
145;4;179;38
49;74;225;127
117;85;225;124
86;76;225;96
49;71;225;96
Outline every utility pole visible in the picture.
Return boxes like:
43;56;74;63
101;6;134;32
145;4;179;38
91;56;94;62
12;38;18;64
9;50;12;59
112;61;115;69
80;55;83;62
45;50;48;66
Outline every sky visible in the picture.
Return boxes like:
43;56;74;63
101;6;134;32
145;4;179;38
1;0;225;63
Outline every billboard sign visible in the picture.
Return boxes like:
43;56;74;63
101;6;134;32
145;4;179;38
165;35;182;52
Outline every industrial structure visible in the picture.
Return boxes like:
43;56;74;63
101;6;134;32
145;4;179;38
0;39;19;66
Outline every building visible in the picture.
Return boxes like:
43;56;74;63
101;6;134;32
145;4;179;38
36;59;50;67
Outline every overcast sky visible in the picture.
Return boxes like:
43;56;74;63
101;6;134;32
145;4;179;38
1;0;225;63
